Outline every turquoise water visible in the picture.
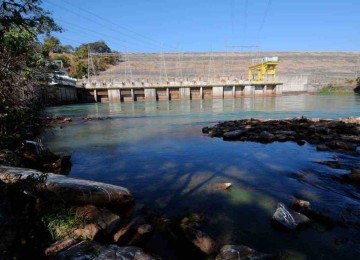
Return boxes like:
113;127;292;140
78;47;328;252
44;94;360;259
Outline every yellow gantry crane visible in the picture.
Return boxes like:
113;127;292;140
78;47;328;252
248;57;279;83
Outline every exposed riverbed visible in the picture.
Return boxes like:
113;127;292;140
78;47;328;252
44;94;360;259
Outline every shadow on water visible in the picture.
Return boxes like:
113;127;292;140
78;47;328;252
44;95;360;259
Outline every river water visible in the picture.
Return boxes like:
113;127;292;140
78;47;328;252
44;94;360;259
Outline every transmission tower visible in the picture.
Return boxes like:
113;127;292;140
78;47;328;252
207;47;216;82
159;47;168;83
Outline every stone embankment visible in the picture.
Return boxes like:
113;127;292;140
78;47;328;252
203;116;360;153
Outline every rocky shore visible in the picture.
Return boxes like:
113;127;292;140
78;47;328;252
202;116;360;153
1;116;359;259
0;139;278;259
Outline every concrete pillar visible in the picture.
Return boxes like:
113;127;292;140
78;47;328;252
108;89;121;103
243;85;255;96
264;85;267;95
144;88;156;101
131;89;134;99
232;86;235;98
275;85;283;95
200;87;203;99
179;87;190;100
212;86;224;99
166;88;169;99
94;89;98;102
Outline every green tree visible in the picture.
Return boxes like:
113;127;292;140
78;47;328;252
356;77;360;87
0;0;61;138
69;60;87;79
53;54;71;68
75;40;111;59
61;44;74;53
43;36;61;53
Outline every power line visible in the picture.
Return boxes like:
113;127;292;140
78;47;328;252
257;0;273;43
60;0;168;49
54;18;161;52
46;0;165;52
57;0;177;52
242;0;248;45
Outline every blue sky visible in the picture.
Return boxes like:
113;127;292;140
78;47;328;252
42;0;360;52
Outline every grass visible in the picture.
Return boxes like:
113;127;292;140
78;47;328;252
319;85;355;95
42;205;83;240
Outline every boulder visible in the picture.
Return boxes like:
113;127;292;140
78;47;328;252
316;144;330;151
208;127;223;138
0;166;134;210
73;205;120;240
51;155;72;174
0;149;23;167
329;140;357;151
296;140;306;146
292;199;311;210
259;131;275;143
314;127;332;135
214;183;232;190
113;218;138;243
19;140;58;162
127;224;154;246
45;237;79;256
223;130;247;141
55;241;155;259
291;199;311;212
272;203;310;230
180;223;216;255
202;127;211;134
216;245;273;260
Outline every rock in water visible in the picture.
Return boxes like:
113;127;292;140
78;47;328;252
272;203;310;230
72;205;120;240
20;140;58;161
223;130;247;141
180;223;216;255
214;183;232;190
329;140;357;151
259;131;275;143
0;166;134;210
216;245;273;260
56;241;155;259
292;199;311;210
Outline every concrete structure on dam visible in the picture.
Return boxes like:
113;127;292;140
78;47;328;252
81;56;284;103
81;82;283;103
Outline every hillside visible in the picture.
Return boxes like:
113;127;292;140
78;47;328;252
97;51;360;87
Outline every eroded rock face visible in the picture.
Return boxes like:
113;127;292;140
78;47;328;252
0;166;134;209
272;203;310;230
216;245;273;260
55;241;155;260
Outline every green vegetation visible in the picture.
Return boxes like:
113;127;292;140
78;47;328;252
0;0;61;142
48;38;120;78
319;84;354;95
42;205;83;240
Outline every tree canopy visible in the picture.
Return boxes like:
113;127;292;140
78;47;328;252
0;0;61;136
75;40;111;59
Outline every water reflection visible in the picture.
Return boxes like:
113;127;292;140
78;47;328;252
44;94;360;259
